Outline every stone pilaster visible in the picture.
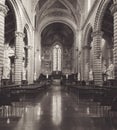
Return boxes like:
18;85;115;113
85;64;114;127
27;45;33;84
110;3;117;79
74;30;79;74
15;32;25;85
81;50;85;80
83;45;91;81
76;48;79;73
92;31;103;86
0;1;9;86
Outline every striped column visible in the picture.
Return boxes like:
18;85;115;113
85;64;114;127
15;32;25;85
111;4;117;79
0;1;8;86
92;31;103;86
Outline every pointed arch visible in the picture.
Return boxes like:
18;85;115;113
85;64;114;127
7;0;23;31
39;18;77;37
94;0;112;31
24;24;32;45
84;23;93;46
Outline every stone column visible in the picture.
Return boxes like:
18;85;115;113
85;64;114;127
83;45;90;81
74;30;79;74
0;1;8;86
73;35;76;74
76;48;79;73
27;45;33;84
81;50;85;80
92;31;103;86
34;31;41;81
14;32;25;85
111;3;117;79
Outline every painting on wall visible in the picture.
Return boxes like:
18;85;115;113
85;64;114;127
63;47;72;74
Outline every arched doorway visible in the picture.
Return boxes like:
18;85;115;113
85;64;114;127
41;22;74;79
2;0;16;85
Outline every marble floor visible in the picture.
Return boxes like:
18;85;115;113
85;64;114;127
0;85;117;130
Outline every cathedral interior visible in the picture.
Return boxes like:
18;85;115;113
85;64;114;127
0;0;117;129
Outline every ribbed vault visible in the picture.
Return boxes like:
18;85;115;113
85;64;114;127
35;0;82;26
41;23;74;47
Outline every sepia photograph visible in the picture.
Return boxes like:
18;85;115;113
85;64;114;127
0;0;116;130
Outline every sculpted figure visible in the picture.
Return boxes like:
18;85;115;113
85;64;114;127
107;63;114;79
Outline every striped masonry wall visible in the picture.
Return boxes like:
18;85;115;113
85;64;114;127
111;3;117;79
92;31;103;86
0;0;8;86
14;32;24;85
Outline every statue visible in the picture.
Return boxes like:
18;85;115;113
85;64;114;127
102;63;107;74
2;44;13;80
89;69;93;81
2;61;10;79
102;62;107;81
22;62;26;81
46;74;48;79
66;74;68;79
107;63;114;79
77;72;81;81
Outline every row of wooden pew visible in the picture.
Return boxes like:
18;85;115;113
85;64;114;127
0;80;51;106
66;84;117;115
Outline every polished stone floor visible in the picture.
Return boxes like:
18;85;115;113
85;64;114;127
0;85;117;130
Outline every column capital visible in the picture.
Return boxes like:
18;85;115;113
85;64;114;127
110;3;117;15
15;32;25;38
91;31;103;38
0;3;9;15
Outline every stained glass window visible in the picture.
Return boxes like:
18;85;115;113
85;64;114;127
53;44;61;71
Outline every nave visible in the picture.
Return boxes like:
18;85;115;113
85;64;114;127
0;85;117;130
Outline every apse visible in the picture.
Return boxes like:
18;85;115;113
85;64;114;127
41;22;74;74
41;22;74;47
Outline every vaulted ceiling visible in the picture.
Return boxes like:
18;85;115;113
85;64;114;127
33;0;83;47
37;0;78;10
41;23;74;47
35;0;82;26
34;0;84;10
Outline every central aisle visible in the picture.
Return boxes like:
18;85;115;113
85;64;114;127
0;85;116;130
